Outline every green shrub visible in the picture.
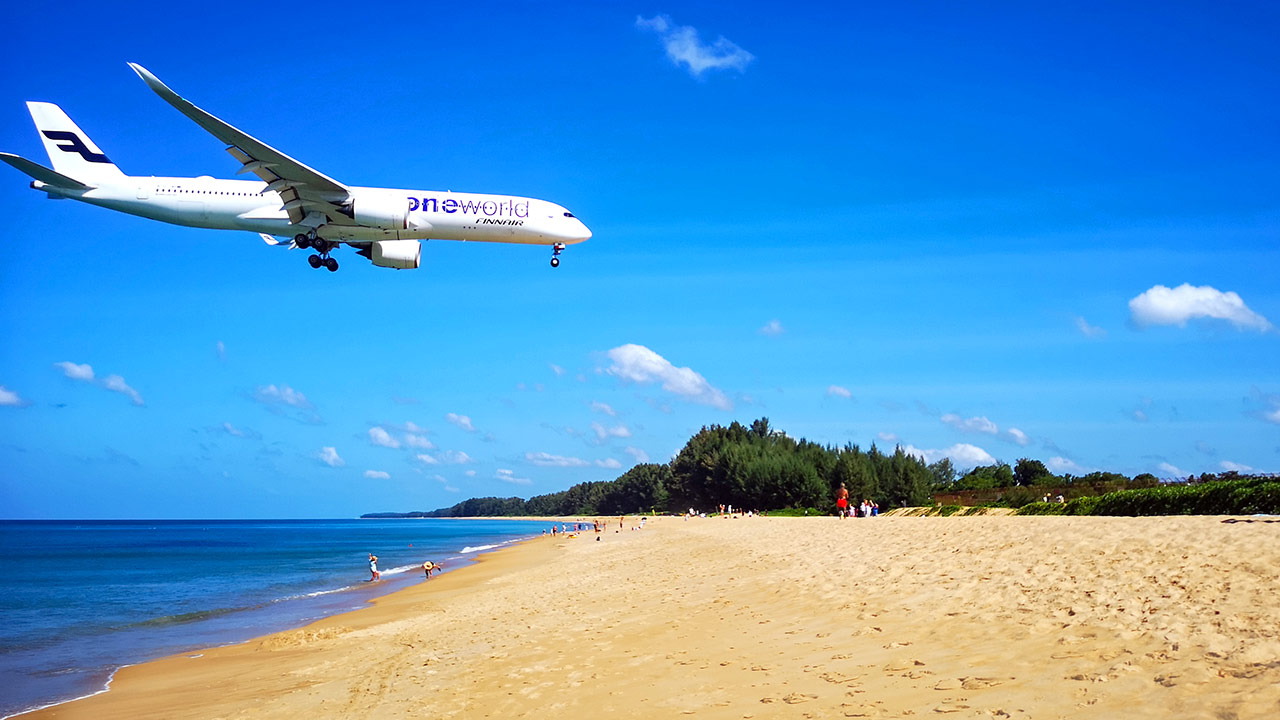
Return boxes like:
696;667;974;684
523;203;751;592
1016;478;1279;516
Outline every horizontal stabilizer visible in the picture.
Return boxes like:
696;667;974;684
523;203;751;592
0;152;90;189
259;233;296;248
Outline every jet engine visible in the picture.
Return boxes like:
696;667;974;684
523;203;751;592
371;240;421;269
351;191;413;230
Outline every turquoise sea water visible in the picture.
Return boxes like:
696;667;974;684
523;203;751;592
0;518;555;717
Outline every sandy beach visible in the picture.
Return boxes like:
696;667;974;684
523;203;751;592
23;514;1280;719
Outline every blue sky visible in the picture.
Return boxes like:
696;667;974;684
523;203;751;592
1;1;1277;518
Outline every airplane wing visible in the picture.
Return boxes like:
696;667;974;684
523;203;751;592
127;63;351;227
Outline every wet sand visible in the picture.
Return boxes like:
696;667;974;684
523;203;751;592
23;515;1280;719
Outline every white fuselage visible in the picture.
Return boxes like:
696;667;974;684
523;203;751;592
38;175;592;246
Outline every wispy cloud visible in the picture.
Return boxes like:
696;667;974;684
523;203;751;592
941;413;998;435
497;468;532;486
1005;428;1031;446
596;457;623;469
368;426;401;449
591;422;632;441
1074;316;1107;338
363;470;390;480
0;385;25;407
54;362;143;405
215;340;227;361
445;413;477;432
54;361;95;381
604;344;732;411
877;431;899;444
636;14;754;78
826;385;853;400
901;443;996;470
440;450;472;464
1158;461;1185;477
759;319;784;336
404;433;435;449
317;446;345;467
1047;456;1089;474
1129;283;1273;332
1219;460;1256;473
624;446;650;463
590;401;617;417
526;451;591;468
549;363;565;377
415;453;440;465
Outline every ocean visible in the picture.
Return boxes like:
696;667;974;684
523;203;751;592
0;518;559;718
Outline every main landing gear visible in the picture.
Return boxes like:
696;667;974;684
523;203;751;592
550;242;566;268
295;233;339;272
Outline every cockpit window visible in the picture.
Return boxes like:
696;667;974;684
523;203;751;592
563;212;575;218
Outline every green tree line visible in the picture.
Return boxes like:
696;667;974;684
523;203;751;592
362;417;1266;519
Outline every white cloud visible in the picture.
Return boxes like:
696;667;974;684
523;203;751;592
445;413;477;432
404;421;428;433
368;426;401;449
253;384;312;409
216;340;227;361
416;453;440;465
1157;461;1184;478
624;446;650;463
56;363;144;405
1129;283;1273;332
941;414;998;435
1005;428;1031;446
604;344;732;410
1266;407;1280;425
1047;456;1088;475
826;385;853;399
54;361;95;381
526;451;591;468
102;375;144;406
596;457;623;469
497;468;533;486
1074;316;1107;338
877;431;899;444
901;443;996;470
222;422;245;437
464;469;477;477
591;422;632;441
317;447;345;467
1219;461;1255;473
0;385;24;406
1132;409;1148;423
549;363;565;376
363;470;391;480
759;319;785;336
404;433;435;450
440;450;472;464
590;401;617;417
635;14;754;78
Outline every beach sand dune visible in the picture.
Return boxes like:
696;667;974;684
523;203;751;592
26;516;1280;719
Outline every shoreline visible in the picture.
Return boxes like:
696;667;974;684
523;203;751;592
3;519;556;720
19;515;1280;719
15;524;572;719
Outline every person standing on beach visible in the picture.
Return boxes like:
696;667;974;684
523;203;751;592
836;483;849;518
368;553;380;582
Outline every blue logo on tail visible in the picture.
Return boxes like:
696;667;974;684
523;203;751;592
42;130;111;163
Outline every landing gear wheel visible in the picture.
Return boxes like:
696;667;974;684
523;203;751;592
294;234;310;250
325;257;339;272
308;254;323;269
550;256;560;268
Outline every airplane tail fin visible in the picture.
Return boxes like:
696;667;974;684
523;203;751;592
26;101;127;184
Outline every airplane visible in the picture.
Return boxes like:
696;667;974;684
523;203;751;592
1;63;591;272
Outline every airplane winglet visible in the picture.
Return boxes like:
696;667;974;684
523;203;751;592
0;152;91;190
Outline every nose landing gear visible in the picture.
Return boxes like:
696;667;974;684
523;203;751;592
550;242;566;268
294;233;339;272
